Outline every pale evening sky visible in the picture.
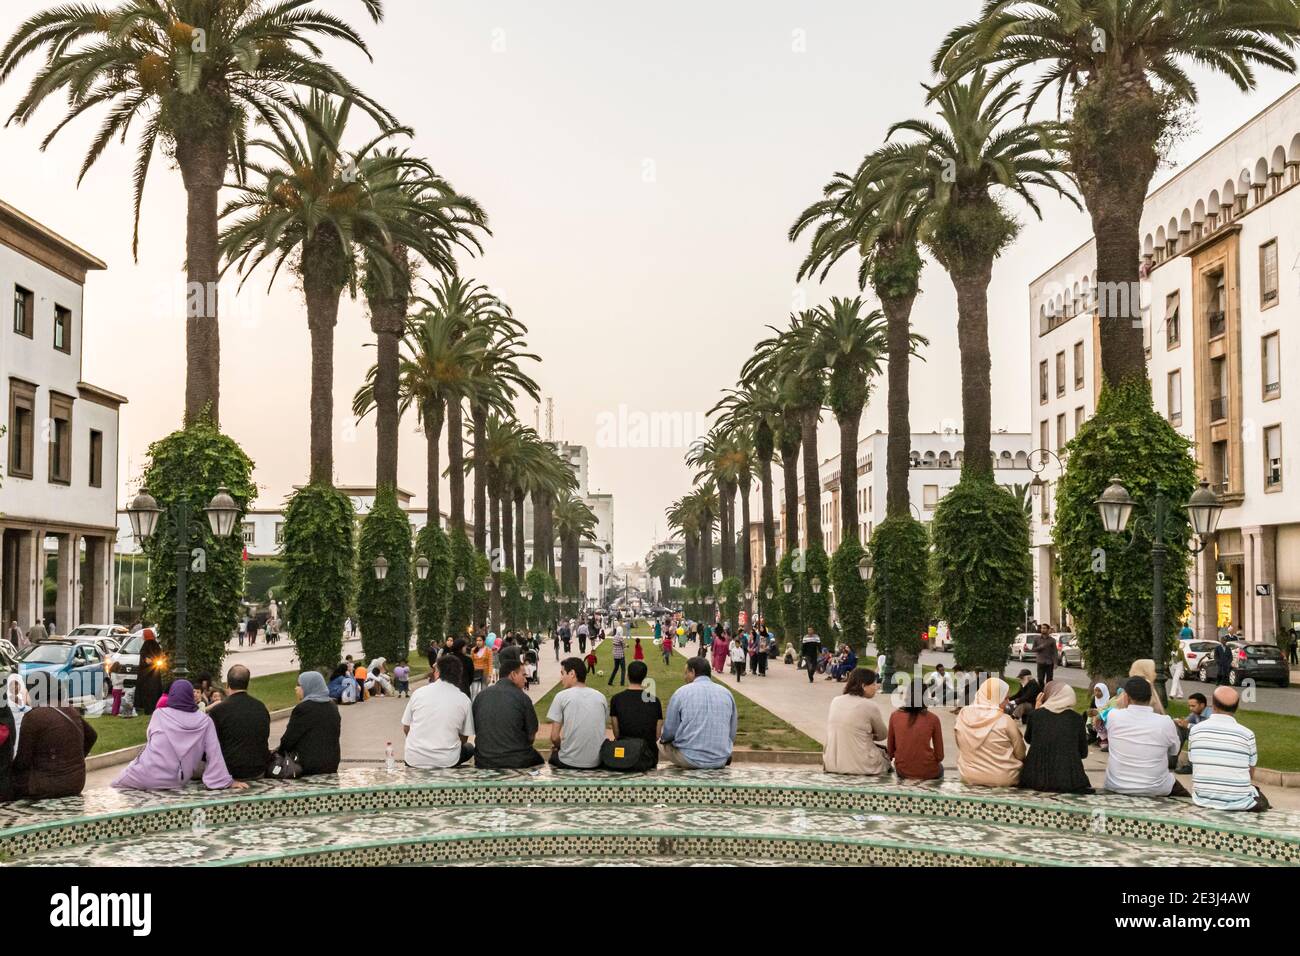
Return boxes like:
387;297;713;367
2;0;1296;563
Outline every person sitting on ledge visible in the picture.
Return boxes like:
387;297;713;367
546;657;609;770
1188;686;1270;812
660;656;736;770
1005;670;1041;721
1018;680;1091;794
955;678;1026;788
1101;677;1186;798
10;698;97;800
274;671;342;777
823;668;888;775
208;665;270;781
828;645;858;682
887;679;943;781
473;656;545;769
113;679;243;792
401;654;475;769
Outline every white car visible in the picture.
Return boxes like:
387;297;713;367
1180;639;1221;676
66;624;129;659
106;632;149;689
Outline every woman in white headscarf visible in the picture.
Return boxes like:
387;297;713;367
954;678;1026;788
366;658;394;697
1115;659;1165;714
4;674;31;744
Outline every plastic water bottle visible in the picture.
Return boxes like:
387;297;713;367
385;741;395;773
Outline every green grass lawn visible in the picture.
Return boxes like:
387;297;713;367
83;659;379;756
534;635;819;752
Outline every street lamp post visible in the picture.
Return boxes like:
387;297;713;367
1095;477;1223;707
127;486;240;681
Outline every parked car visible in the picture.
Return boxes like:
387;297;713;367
16;638;107;705
1010;632;1036;661
1197;641;1290;687
1180;639;1221;675
1056;633;1083;668
66;624;129;657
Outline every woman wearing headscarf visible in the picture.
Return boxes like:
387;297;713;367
0;689;15;802
954;678;1026;788
1018;680;1092;793
1115;660;1165;714
134;629;164;715
112;679;238;791
274;671;341;776
711;624;730;674
5;674;31;743
12;699;96;799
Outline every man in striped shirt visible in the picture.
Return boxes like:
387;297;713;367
1188;687;1271;812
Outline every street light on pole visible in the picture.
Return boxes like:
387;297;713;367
1094;476;1222;707
127;486;240;680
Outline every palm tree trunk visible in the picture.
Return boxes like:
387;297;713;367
423;400;444;521
489;486;502;625
176;136;224;427
720;481;736;578
513;489;526;577
881;291;918;518
950;262;995;479
471;404;488;556
759;452;777;570
739;474;753;592
780;435;801;552
684;530;699;589
447;399;466;533
1072;73;1161;388
700;514;714;593
303;275;342;485
501;484;514;575
838;407;863;542
800;408;823;550
370;298;405;489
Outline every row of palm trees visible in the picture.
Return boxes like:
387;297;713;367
675;1;1300;661
0;1;602;644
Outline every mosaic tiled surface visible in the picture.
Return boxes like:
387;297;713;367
2;766;1296;867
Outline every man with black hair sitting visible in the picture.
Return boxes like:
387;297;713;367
660;657;736;769
608;660;663;771
546;657;608;769
1102;676;1187;797
472;656;544;769
401;654;475;769
208;664;270;780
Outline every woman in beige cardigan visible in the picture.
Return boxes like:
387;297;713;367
955;678;1026;787
823;668;889;775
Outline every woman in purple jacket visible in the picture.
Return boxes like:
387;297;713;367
112;679;245;792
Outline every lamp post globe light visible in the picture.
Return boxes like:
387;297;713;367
126;486;241;680
1094;476;1222;705
373;555;389;581
455;574;467;592
782;577;794;595
858;555;873;581
483;577;493;593
810;576;822;594
414;557;430;581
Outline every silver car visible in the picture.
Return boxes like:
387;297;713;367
1056;633;1082;668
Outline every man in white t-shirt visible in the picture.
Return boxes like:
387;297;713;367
401;654;475;769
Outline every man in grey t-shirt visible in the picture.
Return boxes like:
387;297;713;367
547;657;609;769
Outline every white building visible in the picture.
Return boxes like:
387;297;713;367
773;429;1035;559
1;200;124;631
1029;82;1300;641
117;486;449;559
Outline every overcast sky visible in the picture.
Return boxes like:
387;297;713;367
4;0;1297;563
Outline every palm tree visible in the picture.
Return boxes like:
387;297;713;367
360;154;489;489
666;497;700;608
713;384;782;580
743;314;825;550
792;151;927;520
805;298;890;541
648;549;683;602
529;443;577;580
1;0;392;425
466;413;532;623
552;493;598;604
353;306;495;521
220;94;422;484
878;70;1074;476
934;0;1300;386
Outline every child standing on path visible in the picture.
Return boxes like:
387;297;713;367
729;636;746;682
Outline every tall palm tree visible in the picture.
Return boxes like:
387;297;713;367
467;413;532;623
529;443;577;580
360;153;488;489
1;0;392;425
713;384;782;579
353;306;495;520
220;94;421;483
878;70;1074;476
934;0;1300;387
666;497;700;605
805;298;891;542
743;314;824;551
552;493;598;602
792;151;927;520
648;548;684;601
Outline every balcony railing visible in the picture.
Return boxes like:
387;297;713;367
1207;310;1226;339
1209;396;1228;422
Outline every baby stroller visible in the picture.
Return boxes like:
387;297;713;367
524;649;540;687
